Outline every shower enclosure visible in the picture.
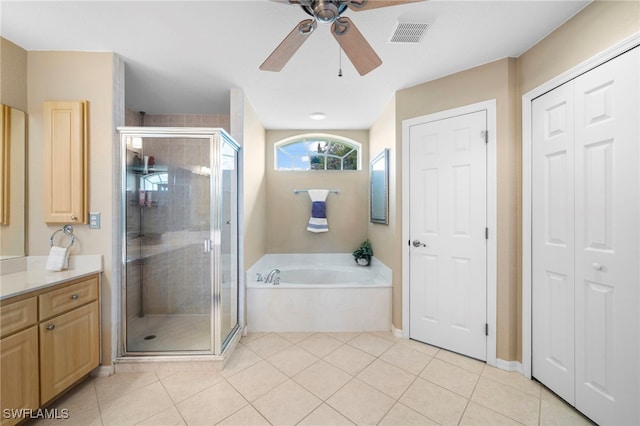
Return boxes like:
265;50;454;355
119;127;239;356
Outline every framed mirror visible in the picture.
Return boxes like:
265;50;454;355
0;105;26;259
370;148;389;224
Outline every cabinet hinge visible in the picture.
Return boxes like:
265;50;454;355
481;130;488;144
485;323;489;336
485;227;489;239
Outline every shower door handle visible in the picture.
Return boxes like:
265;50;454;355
203;239;212;253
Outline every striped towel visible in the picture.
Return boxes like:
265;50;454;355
307;189;329;233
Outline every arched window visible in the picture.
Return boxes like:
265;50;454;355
275;134;361;171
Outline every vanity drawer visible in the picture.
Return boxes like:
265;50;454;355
39;275;98;321
0;297;37;338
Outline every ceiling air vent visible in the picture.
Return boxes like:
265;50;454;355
389;22;430;44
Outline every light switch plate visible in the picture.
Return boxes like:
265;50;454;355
89;212;101;229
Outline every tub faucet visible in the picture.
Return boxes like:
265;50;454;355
265;268;280;284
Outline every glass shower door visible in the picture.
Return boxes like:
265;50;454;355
124;134;213;353
218;139;239;351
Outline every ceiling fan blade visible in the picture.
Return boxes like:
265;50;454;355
260;19;317;72
331;17;381;76
348;0;424;11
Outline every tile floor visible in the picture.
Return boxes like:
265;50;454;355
29;332;594;426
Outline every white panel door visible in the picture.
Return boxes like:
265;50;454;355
531;81;576;404
409;110;487;361
573;47;639;426
531;46;639;425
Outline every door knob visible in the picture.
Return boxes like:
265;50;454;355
412;240;427;247
592;262;603;271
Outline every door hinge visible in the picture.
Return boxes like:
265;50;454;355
408;239;410;247
485;323;489;336
481;130;488;144
485;227;489;239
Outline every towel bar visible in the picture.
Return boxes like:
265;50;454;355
49;224;75;248
293;189;340;194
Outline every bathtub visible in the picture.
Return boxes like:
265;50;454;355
246;254;392;332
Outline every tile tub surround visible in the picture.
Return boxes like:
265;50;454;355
0;255;102;299
27;331;594;426
246;254;392;332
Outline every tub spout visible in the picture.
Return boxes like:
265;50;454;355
265;268;280;284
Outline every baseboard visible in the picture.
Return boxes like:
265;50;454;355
496;358;524;374
92;365;115;377
391;325;402;338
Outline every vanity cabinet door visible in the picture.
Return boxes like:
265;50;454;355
0;326;39;426
43;100;87;224
39;301;99;404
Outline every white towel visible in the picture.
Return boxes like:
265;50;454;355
307;189;329;233
45;246;70;271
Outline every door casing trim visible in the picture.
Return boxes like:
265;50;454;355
522;33;640;379
401;99;497;367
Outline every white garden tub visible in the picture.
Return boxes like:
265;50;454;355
246;254;392;332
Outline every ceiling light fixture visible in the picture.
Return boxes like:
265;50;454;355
310;112;327;120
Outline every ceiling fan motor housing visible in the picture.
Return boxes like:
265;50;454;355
306;0;349;23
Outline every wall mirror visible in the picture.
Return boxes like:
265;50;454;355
0;104;26;259
370;148;389;224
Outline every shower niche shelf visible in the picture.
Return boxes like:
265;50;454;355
128;199;159;208
127;165;167;175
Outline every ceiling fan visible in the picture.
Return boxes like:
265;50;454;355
260;0;424;76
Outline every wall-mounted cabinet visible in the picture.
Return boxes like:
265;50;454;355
43;101;88;224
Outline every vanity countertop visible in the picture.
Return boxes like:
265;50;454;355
0;255;103;300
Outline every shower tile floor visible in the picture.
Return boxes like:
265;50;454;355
127;314;211;352
27;332;594;426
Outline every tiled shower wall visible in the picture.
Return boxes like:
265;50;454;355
124;107;230;132
125;136;213;320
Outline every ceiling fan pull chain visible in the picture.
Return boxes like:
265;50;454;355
338;45;343;77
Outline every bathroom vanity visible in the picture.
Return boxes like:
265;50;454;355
0;256;101;426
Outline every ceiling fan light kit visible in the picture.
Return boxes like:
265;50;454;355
261;0;424;76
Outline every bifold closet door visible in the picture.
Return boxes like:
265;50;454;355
573;47;639;425
532;46;639;425
532;80;576;405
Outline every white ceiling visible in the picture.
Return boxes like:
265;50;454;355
1;0;590;129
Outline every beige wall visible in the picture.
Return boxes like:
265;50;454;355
368;96;400;323
515;0;640;361
240;95;267;269
518;0;639;97
229;89;267;329
27;51;117;365
265;129;369;255
1;38;28;112
396;58;520;361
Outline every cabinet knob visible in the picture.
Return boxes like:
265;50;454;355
46;324;55;330
70;293;79;300
71;215;78;221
